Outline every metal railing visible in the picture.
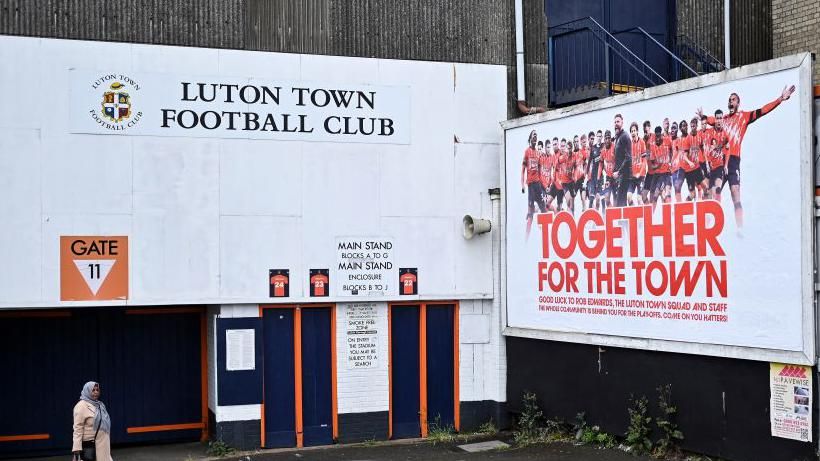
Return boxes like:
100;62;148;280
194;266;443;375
613;26;698;81
548;17;704;106
675;33;726;74
548;17;667;105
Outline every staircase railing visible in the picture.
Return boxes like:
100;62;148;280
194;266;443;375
612;26;698;81
548;16;668;105
675;33;726;74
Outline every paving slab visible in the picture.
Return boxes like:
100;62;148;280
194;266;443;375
457;440;510;452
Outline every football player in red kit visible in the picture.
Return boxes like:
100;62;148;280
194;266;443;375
698;85;795;233
520;129;544;239
648;126;672;208
597;130;615;211
703;109;730;201
629;122;648;206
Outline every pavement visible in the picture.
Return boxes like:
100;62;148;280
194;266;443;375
16;435;657;461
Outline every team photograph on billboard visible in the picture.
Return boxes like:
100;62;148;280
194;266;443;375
503;55;814;362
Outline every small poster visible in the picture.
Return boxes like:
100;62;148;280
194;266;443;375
770;362;812;442
269;269;290;297
226;329;255;371
345;303;379;369
310;269;330;297
399;268;418;295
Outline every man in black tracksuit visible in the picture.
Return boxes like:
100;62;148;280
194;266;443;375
612;113;632;207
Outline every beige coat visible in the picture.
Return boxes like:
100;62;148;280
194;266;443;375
72;400;113;461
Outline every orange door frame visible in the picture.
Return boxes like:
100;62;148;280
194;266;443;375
388;301;460;440
259;304;338;448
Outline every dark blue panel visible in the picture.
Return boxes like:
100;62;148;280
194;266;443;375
217;317;263;406
546;0;604;27
0;307;204;458
300;307;333;446
390;306;420;439
0;312;97;457
263;309;296;448
426;305;455;430
105;310;202;444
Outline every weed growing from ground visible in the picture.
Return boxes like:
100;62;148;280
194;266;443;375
205;440;235;457
475;419;498;435
653;384;684;459
427;415;458;445
625;395;653;455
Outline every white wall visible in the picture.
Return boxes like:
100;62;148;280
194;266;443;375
0;36;506;308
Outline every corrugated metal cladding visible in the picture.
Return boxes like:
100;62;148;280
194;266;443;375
676;0;725;61
245;0;542;67
730;0;772;66
0;0;246;48
676;0;772;67
1;0;548;112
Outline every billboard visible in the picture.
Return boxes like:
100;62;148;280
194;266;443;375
502;54;815;364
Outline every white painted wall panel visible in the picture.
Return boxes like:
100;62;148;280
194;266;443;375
454;64;508;145
41;135;133;214
219;140;303;216
380;217;455;295
219;216;303;298
0;37;41;129
0;36;505;307
132;213;220;301
0;129;42;303
216;404;261;422
132;137;219;214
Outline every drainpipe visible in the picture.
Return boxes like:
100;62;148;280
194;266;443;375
723;0;731;69
488;187;507;418
515;0;546;116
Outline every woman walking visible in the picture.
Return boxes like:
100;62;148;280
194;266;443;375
72;381;113;461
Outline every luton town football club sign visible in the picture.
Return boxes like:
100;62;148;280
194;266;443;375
86;73;143;131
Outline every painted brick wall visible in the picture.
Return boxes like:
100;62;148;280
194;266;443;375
772;0;820;83
458;299;506;404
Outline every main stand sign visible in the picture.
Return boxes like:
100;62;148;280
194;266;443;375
335;237;396;297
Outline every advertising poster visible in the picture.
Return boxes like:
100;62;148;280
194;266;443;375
770;363;812;442
504;62;811;355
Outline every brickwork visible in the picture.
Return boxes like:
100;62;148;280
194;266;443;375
772;0;820;83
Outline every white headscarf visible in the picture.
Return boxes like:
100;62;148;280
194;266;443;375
80;381;111;434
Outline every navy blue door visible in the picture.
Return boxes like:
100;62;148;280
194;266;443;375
0;308;203;458
425;305;455;430
263;308;296;447
390;306;421;439
0;312;96;457
300;307;333;446
104;310;202;444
